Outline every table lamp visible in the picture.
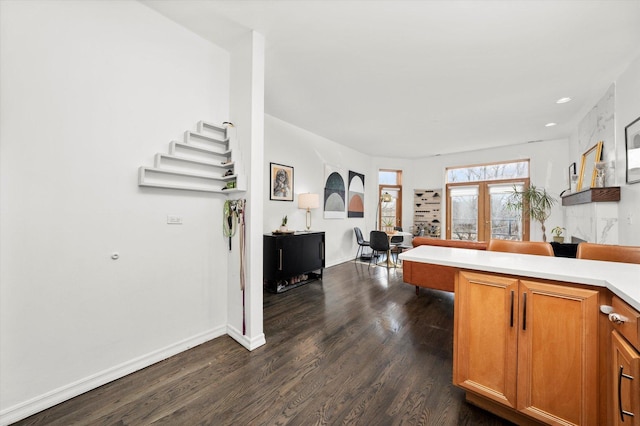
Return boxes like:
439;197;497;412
298;193;319;231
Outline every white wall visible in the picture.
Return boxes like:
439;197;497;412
615;55;640;245
564;53;640;245
265;114;569;262
406;139;569;242
0;1;232;422
264;115;379;266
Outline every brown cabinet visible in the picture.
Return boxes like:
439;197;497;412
454;271;600;425
610;296;640;426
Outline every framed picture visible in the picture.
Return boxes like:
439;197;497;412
577;141;603;191
270;163;294;201
567;162;576;192
625;116;640;184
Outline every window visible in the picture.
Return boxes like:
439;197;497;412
447;160;529;183
446;160;530;241
377;170;402;230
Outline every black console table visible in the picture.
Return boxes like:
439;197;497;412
263;231;325;293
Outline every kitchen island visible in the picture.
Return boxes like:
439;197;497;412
399;245;640;426
399;245;640;310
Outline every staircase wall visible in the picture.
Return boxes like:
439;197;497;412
0;1;233;422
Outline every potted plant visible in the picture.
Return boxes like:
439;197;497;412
551;226;565;243
382;217;395;233
506;184;557;242
280;215;288;232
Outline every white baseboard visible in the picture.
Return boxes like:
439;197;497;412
0;326;227;426
227;324;266;350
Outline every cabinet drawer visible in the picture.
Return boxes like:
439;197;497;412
612;296;640;350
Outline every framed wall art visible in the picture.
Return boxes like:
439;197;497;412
567;162;576;193
270;162;294;201
324;165;346;219
347;171;364;218
625;116;640;184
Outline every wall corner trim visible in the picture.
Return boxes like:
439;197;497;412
227;325;266;351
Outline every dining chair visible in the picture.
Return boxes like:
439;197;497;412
390;226;412;263
369;230;394;268
576;242;640;264
353;227;370;260
487;239;554;256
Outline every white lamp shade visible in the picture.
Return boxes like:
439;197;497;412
298;193;319;209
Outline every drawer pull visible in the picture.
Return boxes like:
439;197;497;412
278;249;283;271
618;365;635;421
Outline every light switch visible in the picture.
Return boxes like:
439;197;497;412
167;215;183;224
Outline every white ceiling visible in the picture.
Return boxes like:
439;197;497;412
142;0;640;159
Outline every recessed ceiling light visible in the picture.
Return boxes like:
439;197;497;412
545;122;557;127
556;97;572;104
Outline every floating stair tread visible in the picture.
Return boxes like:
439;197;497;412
139;181;241;194
140;166;236;181
156;153;234;168
199;121;227;133
185;131;228;144
171;141;231;156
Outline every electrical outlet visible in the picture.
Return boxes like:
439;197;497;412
627;213;633;225
167;215;183;224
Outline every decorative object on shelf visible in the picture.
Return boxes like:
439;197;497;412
594;161;606;187
280;215;288;232
347;171;365;218
298;193;319;231
270;163;294;201
625;116;640;184
577;141;603;191
570;173;578;193
506;184;556;242
375;191;393;230
551;226;565;243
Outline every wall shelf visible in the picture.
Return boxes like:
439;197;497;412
138;120;245;193
561;187;620;206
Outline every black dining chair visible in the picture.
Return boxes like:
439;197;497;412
390;226;412;263
353;227;370;260
369;230;394;268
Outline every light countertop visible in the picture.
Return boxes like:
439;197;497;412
399;245;640;312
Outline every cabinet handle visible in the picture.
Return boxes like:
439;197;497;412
321;242;325;260
278;248;283;271
522;292;527;331
510;290;514;327
618;365;635;421
609;313;629;325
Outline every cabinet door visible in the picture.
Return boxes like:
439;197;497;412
612;331;640;426
295;233;324;273
454;271;519;408
517;280;599;425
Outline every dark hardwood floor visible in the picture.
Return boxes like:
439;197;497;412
15;260;512;425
